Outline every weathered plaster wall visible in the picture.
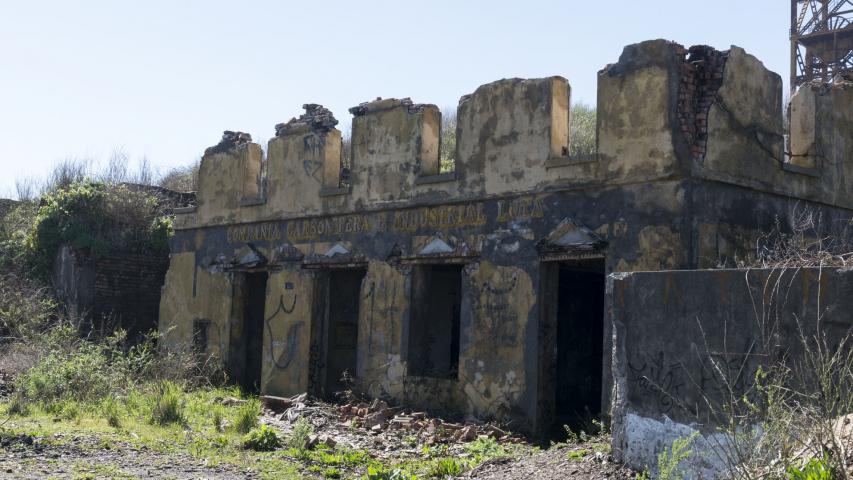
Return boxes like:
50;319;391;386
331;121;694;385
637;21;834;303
597;40;683;183
159;251;233;359
262;267;315;396
456;77;568;195
460;261;535;426
356;260;409;400
609;267;853;477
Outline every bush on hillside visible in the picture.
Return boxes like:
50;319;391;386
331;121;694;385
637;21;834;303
569;104;596;157
26;181;172;277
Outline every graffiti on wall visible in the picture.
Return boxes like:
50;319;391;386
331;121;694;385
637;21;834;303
265;292;303;370
627;338;757;415
481;273;520;347
627;351;685;414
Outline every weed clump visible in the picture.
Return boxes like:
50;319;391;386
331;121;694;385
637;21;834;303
426;458;462;478
101;397;122;429
149;381;185;426
288;417;314;451
233;399;260;434
242;424;281;451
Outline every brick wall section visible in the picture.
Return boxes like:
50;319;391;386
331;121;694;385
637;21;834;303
92;252;168;340
676;45;728;161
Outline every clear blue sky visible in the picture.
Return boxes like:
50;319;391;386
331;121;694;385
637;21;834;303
0;0;791;197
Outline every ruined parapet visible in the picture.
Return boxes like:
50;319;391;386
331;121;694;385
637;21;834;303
598;40;747;181
196;131;263;223
596;40;682;180
700;46;786;183
789;78;853;189
267;104;343;214
456;77;569;195
348;98;441;202
596;40;853;204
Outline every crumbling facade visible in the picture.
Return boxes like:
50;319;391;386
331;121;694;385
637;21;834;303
159;39;853;436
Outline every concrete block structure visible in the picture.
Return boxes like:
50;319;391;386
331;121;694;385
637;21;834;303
159;39;853;436
609;267;853;476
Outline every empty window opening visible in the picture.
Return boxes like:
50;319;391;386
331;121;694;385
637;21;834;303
554;259;605;432
409;264;463;379
229;272;267;394
324;268;366;397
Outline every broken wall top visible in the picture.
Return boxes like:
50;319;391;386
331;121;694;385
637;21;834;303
178;40;853;230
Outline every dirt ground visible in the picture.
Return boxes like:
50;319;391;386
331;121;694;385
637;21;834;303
0;432;638;480
469;446;636;480
0;433;249;479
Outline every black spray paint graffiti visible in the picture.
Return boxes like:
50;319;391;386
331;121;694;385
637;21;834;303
265;293;304;370
627;351;686;414
482;274;519;347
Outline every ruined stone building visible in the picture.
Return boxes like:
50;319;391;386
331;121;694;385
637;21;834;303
158;39;853;436
52;184;195;341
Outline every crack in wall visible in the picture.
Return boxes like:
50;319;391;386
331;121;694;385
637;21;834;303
676;45;729;163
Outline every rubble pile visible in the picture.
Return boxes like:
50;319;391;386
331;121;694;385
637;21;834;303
204;130;253;155
260;393;522;457
275;103;339;136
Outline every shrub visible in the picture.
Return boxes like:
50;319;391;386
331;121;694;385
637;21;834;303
364;465;415;480
569;104;596;157
158;162;199;193
465;436;507;458
6;392;30;416
787;457;835;480
27;181;171;278
149;381;185;426
233;399;260;434
17;342;115;406
323;467;342;479
241;424;281;451
439;108;457;173
287;416;314;451
0;273;58;340
656;433;696;480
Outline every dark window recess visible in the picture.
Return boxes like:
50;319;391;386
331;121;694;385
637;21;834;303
192;319;210;354
408;265;463;379
242;272;267;394
324;269;366;397
555;259;605;430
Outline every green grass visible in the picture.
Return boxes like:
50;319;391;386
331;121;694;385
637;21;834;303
0;385;532;479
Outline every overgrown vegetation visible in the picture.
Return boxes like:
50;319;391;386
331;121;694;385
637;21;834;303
26;181;172;278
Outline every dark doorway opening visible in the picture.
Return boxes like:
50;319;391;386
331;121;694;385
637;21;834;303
324;268;366;397
409;264;463;379
554;259;605;433
231;271;267;394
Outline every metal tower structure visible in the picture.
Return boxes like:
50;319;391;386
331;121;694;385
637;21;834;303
791;1;853;91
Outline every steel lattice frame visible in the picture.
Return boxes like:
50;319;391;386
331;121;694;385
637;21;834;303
791;0;853;90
